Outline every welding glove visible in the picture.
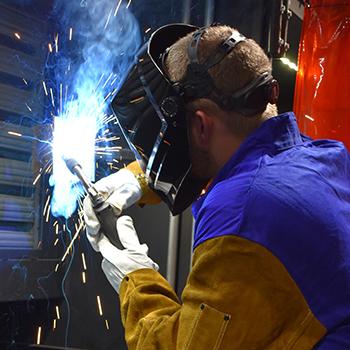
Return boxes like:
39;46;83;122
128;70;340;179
84;203;159;292
102;216;158;293
83;167;143;239
83;169;158;292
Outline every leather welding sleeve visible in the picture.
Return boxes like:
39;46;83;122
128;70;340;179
119;234;326;350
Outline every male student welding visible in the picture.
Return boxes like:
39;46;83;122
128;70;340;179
83;23;350;349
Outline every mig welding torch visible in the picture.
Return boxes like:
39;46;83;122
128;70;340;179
64;158;160;249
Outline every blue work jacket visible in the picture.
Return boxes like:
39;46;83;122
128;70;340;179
192;112;350;349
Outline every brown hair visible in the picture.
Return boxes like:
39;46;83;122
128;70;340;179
165;25;278;136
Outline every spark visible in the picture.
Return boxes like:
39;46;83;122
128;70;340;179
50;88;55;107
82;271;86;284
53;319;57;330
36;326;42;345
55;34;59;53
33;173;41;186
48;43;53;53
25;103;32;112
102;114;116;124
101;113;109;123
46;163;53;173
103;92;111;102
114;0;123;16
126;0;132;8
110;76;118;86
102;73;114;89
104;8;113;30
43;195;51;217
81;253;87;270
61;221;84;262
14;32;21;39
45;206;51;222
55;306;60;320
60;83;63;115
42;81;48;95
97;296;103;316
304;114;315;122
55;225;59;235
95;151;113;156
105;320;110;330
8;131;22;137
113;158;120;163
95;136;120;143
55;264;59;272
145;27;151;33
54;238;59;246
69;27;73;41
23;78;28;85
94;73;105;92
130;96;144;104
95;146;122;152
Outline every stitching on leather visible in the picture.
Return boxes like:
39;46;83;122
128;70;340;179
285;310;313;349
213;315;230;350
184;305;203;350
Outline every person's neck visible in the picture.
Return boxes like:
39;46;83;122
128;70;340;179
211;133;245;175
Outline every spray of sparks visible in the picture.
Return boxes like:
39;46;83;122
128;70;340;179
5;0;143;343
48;0;141;219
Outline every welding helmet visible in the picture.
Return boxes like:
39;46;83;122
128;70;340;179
111;23;279;215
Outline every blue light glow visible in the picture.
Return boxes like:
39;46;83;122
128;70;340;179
49;0;141;218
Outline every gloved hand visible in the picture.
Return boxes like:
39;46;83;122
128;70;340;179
83;169;159;293
84;209;159;292
83;167;143;240
102;216;159;293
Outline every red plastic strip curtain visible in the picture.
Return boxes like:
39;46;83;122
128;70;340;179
294;0;350;149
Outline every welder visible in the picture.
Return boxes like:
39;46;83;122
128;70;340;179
83;23;350;349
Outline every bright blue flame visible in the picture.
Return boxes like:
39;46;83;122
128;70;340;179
50;1;141;218
49;101;100;218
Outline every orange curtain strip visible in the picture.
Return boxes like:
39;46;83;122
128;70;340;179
294;0;350;149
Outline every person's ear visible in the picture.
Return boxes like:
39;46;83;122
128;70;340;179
189;109;214;149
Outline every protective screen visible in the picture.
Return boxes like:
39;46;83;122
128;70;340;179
294;0;350;149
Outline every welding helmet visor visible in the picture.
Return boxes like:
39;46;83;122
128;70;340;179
111;24;206;215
